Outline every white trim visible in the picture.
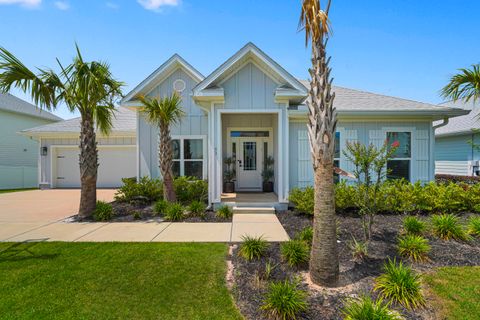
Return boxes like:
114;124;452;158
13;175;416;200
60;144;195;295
136;111;141;181
217;58;282;87
382;127;416;182
278;111;283;201
38;137;42;186
170;135;208;180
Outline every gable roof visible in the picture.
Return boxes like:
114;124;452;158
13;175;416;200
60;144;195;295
295;81;469;119
21;107;135;137
121;54;204;105
193;42;307;102
434;100;479;137
0;93;62;122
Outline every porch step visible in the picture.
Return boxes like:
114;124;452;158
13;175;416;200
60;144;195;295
233;206;275;214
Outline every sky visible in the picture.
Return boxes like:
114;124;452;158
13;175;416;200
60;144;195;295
0;0;479;120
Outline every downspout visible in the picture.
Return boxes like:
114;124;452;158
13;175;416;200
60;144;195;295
433;117;449;130
431;117;449;180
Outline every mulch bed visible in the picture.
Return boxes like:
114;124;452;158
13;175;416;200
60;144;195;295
74;201;232;222
231;211;480;320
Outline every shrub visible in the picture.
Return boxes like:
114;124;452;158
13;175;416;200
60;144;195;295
467;216;480;237
296;226;313;246
114;177;163;203
263;261;277;281
93;201;113;221
164;203;184;221
188;200;206;216
153;199;168;216
280;240;309;267
216;205;233;219
342;295;403;320
289;187;314;215
348;238;368;261
397;234;431;262
133;211;142;220
402;216;426;235
374;258;425;309
239;235;269;261
173;176;208;204
335;180;357;211
431;214;468;241
261;280;307;320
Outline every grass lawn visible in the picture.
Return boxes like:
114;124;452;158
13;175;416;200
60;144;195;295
0;242;242;320
424;266;480;319
0;188;37;194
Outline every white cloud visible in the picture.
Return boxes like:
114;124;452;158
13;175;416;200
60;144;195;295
0;0;41;8
54;1;69;10
105;1;118;9
137;0;179;12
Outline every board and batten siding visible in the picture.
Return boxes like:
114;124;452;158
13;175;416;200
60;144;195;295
39;137;135;187
139;68;207;178
221;62;283;110
0;109;55;189
289;120;434;190
435;133;480;176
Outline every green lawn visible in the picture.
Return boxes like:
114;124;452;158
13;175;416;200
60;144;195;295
0;188;37;194
424;266;480;319
0;242;242;320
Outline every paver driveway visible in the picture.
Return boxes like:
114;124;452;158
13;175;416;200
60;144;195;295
0;189;116;223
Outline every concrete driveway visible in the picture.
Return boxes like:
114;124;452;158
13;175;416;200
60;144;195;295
0;189;116;223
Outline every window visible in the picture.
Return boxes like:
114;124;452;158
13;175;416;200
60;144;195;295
230;131;269;137
171;137;205;179
386;132;411;181
334;131;340;183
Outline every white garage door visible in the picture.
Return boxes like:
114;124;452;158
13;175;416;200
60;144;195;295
54;146;136;188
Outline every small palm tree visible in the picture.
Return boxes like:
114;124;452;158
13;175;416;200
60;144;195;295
138;94;185;202
0;45;123;219
299;0;339;287
441;64;480;103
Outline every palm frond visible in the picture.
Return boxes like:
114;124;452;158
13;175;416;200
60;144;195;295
441;64;480;103
0;47;58;110
137;92;185;126
299;0;331;46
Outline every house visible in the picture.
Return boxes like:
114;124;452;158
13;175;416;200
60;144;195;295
20;107;136;188
0;93;61;189
435;100;480;176
120;42;467;208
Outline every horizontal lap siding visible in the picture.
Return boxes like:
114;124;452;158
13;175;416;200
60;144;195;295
289;120;433;190
435;161;470;175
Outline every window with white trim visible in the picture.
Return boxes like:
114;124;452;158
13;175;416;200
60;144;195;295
171;137;204;179
334;131;341;183
386;132;411;181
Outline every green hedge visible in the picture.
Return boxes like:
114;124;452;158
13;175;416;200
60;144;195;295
289;180;480;215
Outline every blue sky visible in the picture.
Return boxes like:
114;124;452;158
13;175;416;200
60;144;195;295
1;0;479;119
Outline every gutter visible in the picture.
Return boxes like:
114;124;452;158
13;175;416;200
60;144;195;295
433;117;449;130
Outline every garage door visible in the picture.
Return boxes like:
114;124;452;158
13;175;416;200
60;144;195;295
54;146;136;188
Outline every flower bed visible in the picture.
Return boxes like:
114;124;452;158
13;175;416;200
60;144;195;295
231;211;480;320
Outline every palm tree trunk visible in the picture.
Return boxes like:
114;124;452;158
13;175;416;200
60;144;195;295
307;36;339;287
159;122;176;202
78;112;98;218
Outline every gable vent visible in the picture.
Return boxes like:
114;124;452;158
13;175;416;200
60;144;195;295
173;79;186;93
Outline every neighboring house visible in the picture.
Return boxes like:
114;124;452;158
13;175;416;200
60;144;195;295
20;107;136;188
435;100;480;176
0;93;61;189
120;42;467;208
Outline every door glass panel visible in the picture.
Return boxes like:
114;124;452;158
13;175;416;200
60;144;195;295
231;131;269;137
243;142;257;171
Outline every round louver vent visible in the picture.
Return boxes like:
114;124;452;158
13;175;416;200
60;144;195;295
173;79;186;93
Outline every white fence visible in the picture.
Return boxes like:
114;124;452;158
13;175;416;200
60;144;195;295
0;165;37;190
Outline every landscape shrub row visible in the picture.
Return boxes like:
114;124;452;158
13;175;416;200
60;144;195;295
115;176;208;205
289;180;480;215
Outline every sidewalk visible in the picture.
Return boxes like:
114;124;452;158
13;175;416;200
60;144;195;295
0;214;289;242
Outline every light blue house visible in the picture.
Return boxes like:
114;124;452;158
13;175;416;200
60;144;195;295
0;93;61;189
120;43;466;208
435;100;479;176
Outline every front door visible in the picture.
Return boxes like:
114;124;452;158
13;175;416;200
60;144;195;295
237;139;262;191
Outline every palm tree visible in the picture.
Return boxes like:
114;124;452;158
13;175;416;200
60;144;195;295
137;94;185;202
441;64;480;103
0;45;123;219
299;0;339;287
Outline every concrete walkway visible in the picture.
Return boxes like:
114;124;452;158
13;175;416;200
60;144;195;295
0;214;289;243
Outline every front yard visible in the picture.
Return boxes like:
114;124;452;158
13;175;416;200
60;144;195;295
0;242;242;320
